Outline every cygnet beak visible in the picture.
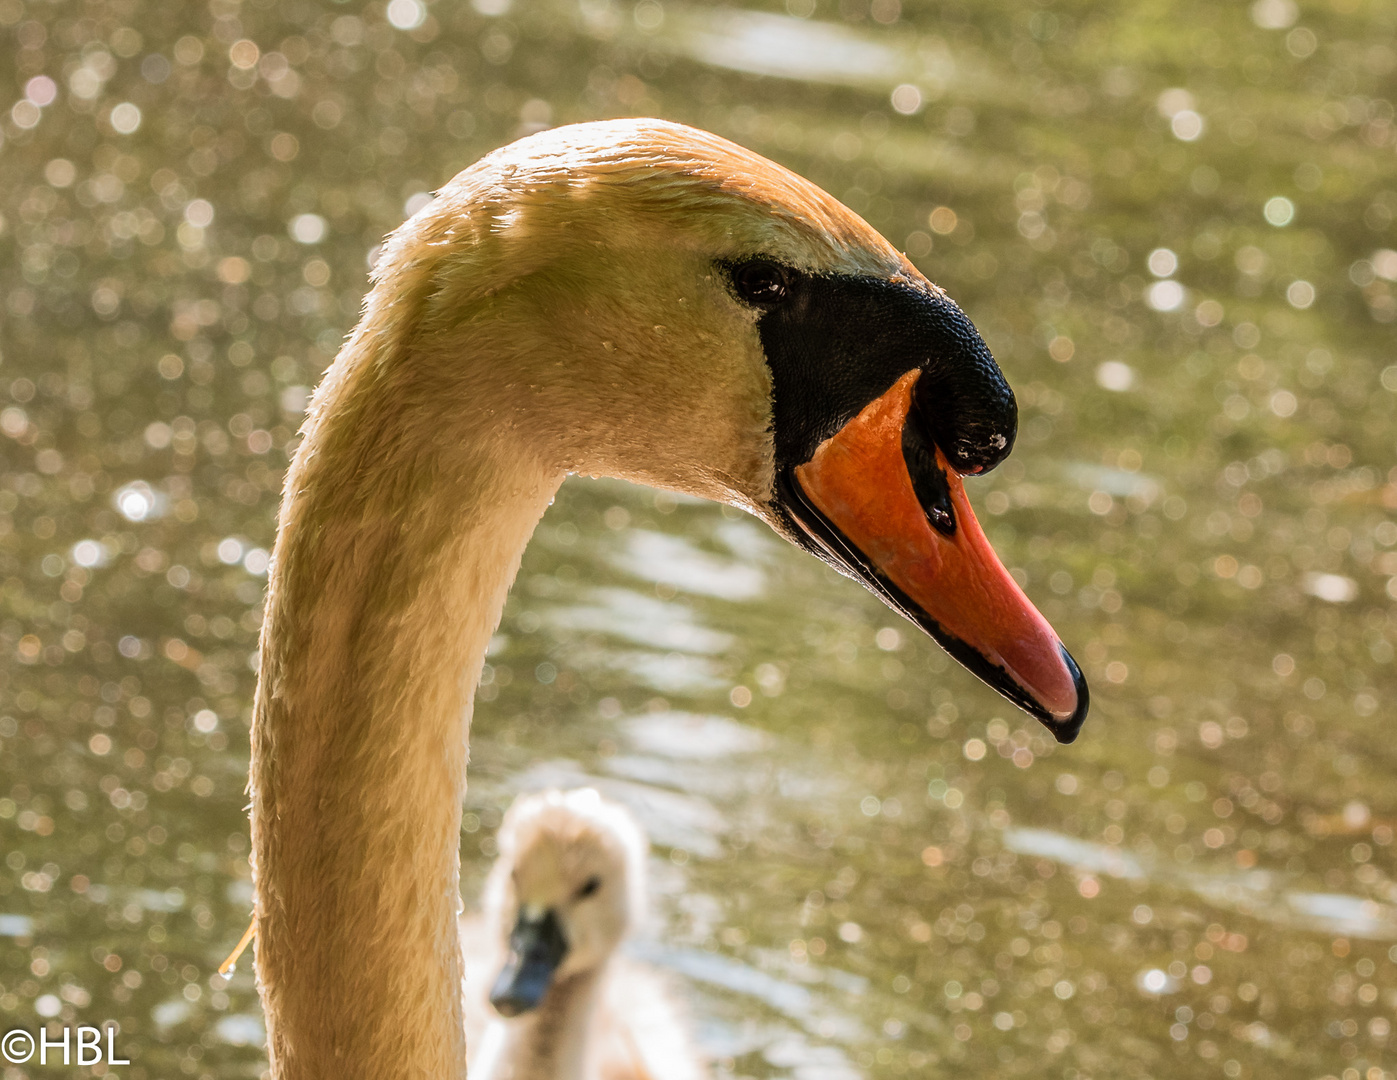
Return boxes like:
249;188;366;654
489;908;569;1017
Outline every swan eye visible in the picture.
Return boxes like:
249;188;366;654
730;260;790;306
574;875;601;900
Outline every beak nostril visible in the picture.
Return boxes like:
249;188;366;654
926;505;954;533
901;387;958;538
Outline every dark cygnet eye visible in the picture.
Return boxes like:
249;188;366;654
731;260;789;306
575;875;602;900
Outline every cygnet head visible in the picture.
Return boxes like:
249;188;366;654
484;788;646;1017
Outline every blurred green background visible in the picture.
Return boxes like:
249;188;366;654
1;0;1396;1076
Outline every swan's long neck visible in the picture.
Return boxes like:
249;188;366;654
245;152;780;1077
249;325;560;1078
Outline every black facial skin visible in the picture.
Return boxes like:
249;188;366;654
727;259;1017;477
489;908;570;1017
727;259;1089;744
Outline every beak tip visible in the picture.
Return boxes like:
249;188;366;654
1042;646;1089;745
489;994;526;1018
488;974;548;1018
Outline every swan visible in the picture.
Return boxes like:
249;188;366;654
461;788;706;1080
247;117;1089;1079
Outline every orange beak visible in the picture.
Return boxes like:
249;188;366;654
783;370;1088;742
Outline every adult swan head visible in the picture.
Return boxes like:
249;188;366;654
249;118;1089;1078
